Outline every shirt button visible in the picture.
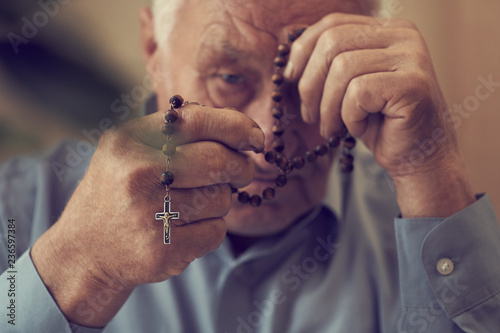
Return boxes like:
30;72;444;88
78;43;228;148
437;258;454;275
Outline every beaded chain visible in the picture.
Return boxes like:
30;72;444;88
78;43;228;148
231;27;356;207
156;28;356;243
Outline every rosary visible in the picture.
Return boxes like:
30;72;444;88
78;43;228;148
155;28;356;244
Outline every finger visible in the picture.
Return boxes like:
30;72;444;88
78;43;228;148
142;184;232;225
341;71;422;138
122;103;265;153
168;141;255;189
124;140;255;195
169;184;232;223
172;217;226;256
284;13;379;81
319;48;401;137
285;14;418;81
298;26;407;124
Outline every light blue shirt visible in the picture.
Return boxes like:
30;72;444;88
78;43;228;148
1;136;500;332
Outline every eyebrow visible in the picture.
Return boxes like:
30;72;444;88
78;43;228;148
197;38;255;68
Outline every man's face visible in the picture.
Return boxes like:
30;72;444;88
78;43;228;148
147;0;364;236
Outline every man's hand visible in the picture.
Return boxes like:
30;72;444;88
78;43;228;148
284;13;475;217
31;104;264;327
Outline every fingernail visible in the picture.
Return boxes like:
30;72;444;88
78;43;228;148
283;60;294;80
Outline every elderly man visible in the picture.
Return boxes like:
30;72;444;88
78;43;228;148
1;0;499;332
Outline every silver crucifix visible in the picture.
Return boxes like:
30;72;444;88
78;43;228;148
155;196;180;244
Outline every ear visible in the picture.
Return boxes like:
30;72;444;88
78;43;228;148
139;7;157;63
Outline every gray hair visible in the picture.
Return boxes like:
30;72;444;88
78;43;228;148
152;0;183;47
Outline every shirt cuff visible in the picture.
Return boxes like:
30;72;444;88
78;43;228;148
0;249;103;333
395;194;500;323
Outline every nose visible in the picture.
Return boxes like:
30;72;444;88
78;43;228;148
243;82;302;174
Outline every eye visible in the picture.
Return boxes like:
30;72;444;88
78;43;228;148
219;73;244;84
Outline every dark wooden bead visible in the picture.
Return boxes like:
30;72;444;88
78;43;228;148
272;125;284;136
161;122;175;136
160;171;174;186
273;139;285;153
264;150;278;164
292;156;305;169
337;126;348;139
162;143;176;156
271;91;283;102
340;163;354;173
263;188;275;200
274;56;287;67
305;150;317;163
272;106;284;119
343;136;357;149
278;43;291;57
165;109;178;123
169;95;184;108
272;74;284;86
315;144;328;156
275;175;287;187
249;195;262;207
288;27;306;42
238;191;250;204
341;153;354;165
275;154;288;169
328;136;341;148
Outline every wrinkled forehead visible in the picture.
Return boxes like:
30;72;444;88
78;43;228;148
204;0;371;37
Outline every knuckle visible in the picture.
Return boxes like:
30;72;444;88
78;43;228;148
319;28;340;55
396;18;418;30
331;52;350;73
322;12;343;27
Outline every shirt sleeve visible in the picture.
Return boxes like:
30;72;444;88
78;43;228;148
0;141;98;332
0;250;103;333
395;194;500;333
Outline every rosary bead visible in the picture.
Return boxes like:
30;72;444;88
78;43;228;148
160;171;174;186
271;91;283;102
274;56;287;67
249;195;262;207
275;154;288;169
292;156;305;169
288;27;306;42
277;43;291;57
263;188;275;200
305;150;317;163
272;74;285;86
341;153;354;165
162;143;176;156
265;150;278;164
275;174;287;187
169;95;184;108
165;109;178;123
328;136;341;148
238;191;250;204
340;163;354;173
343;136;357;149
337;126;348;139
272;125;285;137
272;139;285;153
315;144;329;156
272;106;284;119
161;122;175;136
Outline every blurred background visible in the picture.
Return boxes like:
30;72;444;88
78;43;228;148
0;0;499;215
